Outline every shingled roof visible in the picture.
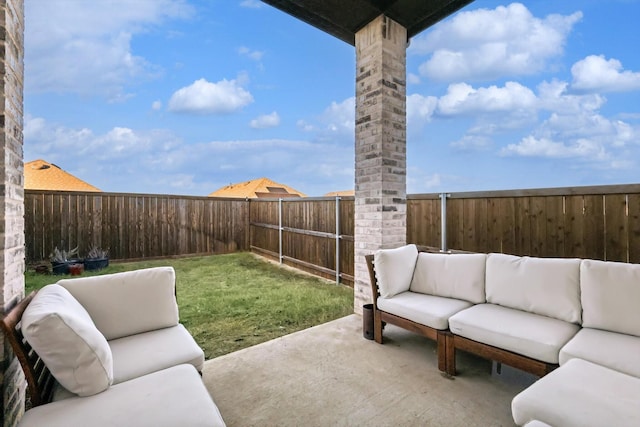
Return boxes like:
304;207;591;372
208;177;306;198
24;160;102;192
324;190;354;197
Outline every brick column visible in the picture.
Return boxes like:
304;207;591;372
354;16;407;313
1;0;25;425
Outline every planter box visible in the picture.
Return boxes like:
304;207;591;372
84;258;109;271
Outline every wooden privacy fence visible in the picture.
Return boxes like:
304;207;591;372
24;184;640;285
249;197;355;286
408;184;640;264
24;190;250;262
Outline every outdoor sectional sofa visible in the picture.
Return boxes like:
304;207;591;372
1;267;226;426
366;244;640;426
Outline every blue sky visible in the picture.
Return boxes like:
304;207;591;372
24;0;640;196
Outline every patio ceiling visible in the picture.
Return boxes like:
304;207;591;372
260;0;475;45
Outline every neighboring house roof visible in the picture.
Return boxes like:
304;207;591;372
324;190;354;197
209;177;306;198
24;160;102;192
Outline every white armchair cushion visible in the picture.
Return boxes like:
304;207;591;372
486;253;582;324
109;324;205;384
410;252;486;304
377;292;472;330
580;259;640;337
58;267;179;340
373;244;419;298
559;328;640;378
21;284;113;397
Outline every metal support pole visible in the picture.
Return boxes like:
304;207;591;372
278;198;283;264
440;193;449;252
335;196;340;285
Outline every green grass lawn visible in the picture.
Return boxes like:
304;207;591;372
25;252;354;359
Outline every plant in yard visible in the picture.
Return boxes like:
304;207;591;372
49;246;79;263
84;245;110;271
49;246;79;275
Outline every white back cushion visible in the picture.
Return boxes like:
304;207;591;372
22;284;113;396
58;267;179;340
486;253;582;324
373;244;419;298
581;259;640;336
410;252;486;304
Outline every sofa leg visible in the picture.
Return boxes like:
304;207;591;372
437;331;448;372
445;333;457;376
373;310;383;344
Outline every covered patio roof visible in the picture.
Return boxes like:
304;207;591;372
260;0;475;45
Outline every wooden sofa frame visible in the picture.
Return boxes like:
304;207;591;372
0;291;56;406
366;249;558;378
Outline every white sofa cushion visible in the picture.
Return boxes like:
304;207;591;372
449;304;579;364
21;284;113;397
580;259;640;337
58;267;179;340
373;244;419;298
110;324;205;384
410;252;486;304
486;253;582;324
377;291;472;330
512;358;640;427
559;328;640;378
18;364;226;427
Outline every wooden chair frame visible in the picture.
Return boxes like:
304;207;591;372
365;250;449;372
0;291;56;407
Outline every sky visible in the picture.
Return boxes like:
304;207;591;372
24;0;640;197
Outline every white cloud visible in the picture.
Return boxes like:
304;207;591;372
407;73;421;85
23;116;353;196
25;0;193;99
451;135;493;150
571;55;640;93
500;136;605;159
320;97;355;134
168;78;254;114
250;112;281;129
297;120;315;132
407;94;437;126
238;46;265;62
437;82;537;116
411;3;582;82
152;100;163;110
240;0;262;8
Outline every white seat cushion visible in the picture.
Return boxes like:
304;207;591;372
373;244;419;298
21;285;113;397
512;358;640;427
58;267;179;340
18;364;226;427
559;328;640;378
449;304;579;364
109;324;205;384
580;259;640;337
486;253;581;324
410;252;486;304
377;291;472;330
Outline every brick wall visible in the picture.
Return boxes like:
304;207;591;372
353;16;407;313
0;0;25;425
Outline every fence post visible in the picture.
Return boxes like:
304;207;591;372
440;193;450;252
335;196;340;285
278;198;283;264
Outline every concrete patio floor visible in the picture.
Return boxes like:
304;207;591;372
202;315;537;426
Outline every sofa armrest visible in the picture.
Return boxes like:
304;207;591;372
57;267;179;340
